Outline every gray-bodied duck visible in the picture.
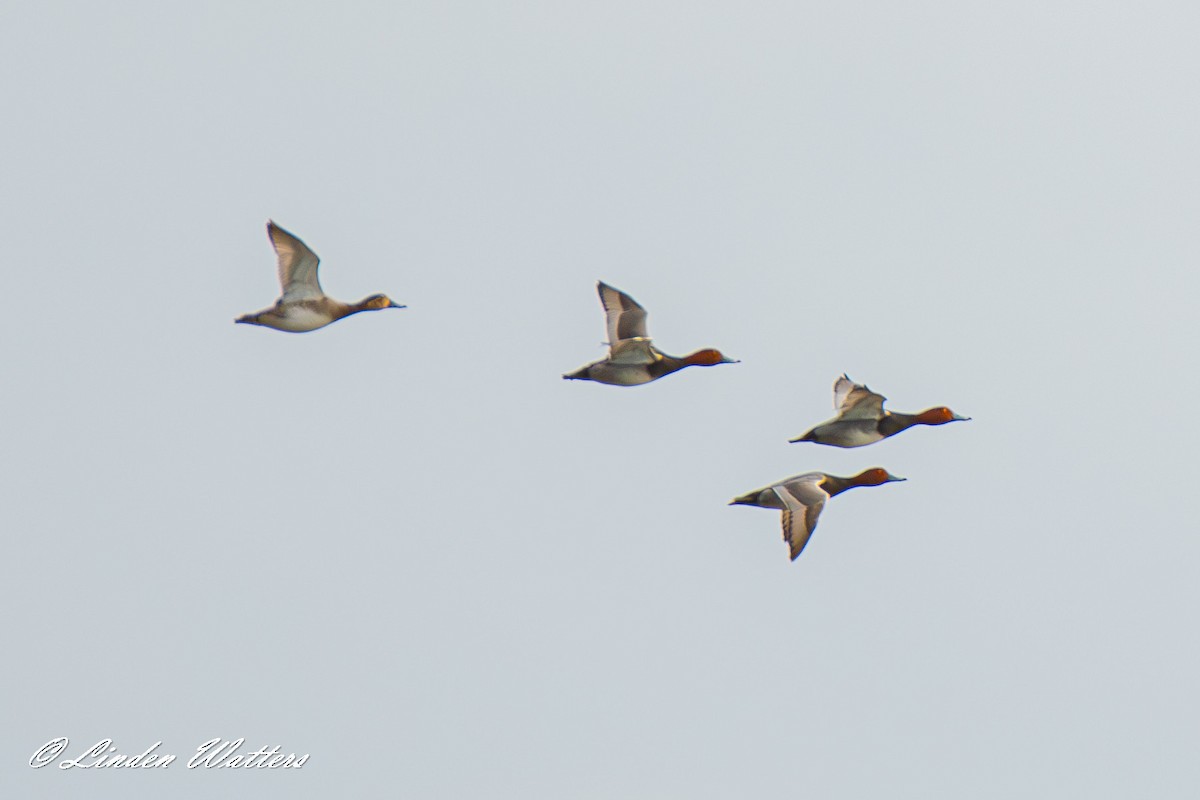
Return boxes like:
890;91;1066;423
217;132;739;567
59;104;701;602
730;468;905;560
235;221;405;333
789;375;969;448
563;281;737;386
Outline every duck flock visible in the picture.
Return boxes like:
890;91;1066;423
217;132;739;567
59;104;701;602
238;221;969;562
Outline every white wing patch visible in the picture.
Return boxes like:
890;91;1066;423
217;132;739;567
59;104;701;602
608;338;659;365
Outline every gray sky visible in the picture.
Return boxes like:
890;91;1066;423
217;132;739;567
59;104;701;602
3;1;1199;797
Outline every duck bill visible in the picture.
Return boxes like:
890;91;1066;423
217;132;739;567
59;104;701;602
388;301;407;309
886;474;907;483
951;413;971;421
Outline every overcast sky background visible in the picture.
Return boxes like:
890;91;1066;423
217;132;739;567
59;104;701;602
3;2;1199;797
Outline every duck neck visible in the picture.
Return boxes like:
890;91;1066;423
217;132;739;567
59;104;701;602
648;355;689;378
335;299;369;319
819;474;857;497
878;412;919;437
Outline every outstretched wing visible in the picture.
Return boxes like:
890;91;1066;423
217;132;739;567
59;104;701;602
772;476;828;560
598;282;649;345
268;221;324;302
832;374;886;421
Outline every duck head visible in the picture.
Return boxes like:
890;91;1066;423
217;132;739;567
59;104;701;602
359;294;406;311
915;406;970;426
684;349;739;367
850;468;906;487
